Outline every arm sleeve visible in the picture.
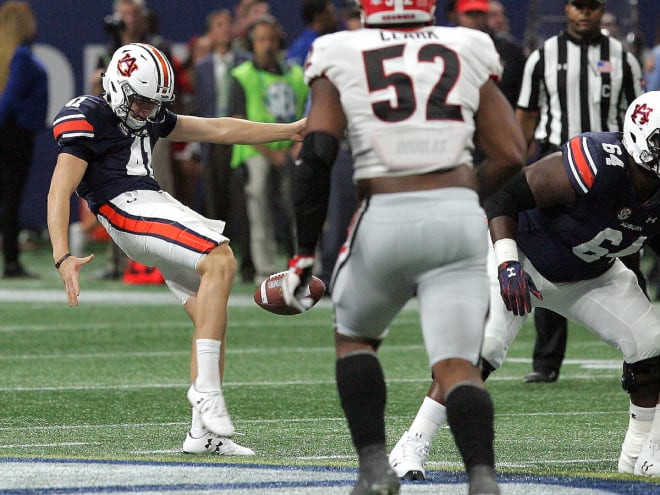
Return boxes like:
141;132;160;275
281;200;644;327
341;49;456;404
293;132;339;254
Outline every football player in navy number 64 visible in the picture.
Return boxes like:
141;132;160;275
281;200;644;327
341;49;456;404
390;91;660;479
47;43;304;456
281;1;526;494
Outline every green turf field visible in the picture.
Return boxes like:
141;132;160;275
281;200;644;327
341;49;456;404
0;241;657;494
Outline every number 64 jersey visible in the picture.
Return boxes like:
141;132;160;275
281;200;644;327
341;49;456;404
518;131;660;282
303;26;502;180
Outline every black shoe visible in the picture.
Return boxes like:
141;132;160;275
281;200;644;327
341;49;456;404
3;263;39;279
352;445;401;495
523;368;559;383
93;267;122;280
401;470;425;481
468;465;500;495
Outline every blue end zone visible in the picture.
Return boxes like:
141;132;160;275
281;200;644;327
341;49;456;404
0;458;655;494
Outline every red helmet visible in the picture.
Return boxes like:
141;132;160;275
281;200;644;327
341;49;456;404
359;0;436;27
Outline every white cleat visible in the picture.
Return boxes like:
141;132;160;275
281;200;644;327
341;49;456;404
634;438;660;477
388;430;429;481
187;385;235;438
182;431;255;456
618;452;635;474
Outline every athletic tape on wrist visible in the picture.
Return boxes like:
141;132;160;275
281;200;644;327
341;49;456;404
493;238;519;265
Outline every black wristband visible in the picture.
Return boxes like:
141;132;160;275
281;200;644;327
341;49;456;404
54;253;72;269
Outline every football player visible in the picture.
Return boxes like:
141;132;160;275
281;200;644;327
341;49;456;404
280;1;526;494
390;91;660;479
48;43;304;456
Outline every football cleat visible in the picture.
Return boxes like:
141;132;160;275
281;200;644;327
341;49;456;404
618;431;645;474
468;465;500;495
353;445;400;495
388;430;429;480
634;438;660;477
182;431;255;456
618;451;636;474
187;384;235;438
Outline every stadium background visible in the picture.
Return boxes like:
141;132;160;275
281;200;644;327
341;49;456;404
20;0;659;232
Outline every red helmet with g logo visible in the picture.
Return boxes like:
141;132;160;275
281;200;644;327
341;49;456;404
358;0;436;27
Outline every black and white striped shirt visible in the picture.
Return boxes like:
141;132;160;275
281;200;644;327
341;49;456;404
517;31;642;147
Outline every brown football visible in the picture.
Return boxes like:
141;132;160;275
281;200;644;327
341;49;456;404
254;272;326;315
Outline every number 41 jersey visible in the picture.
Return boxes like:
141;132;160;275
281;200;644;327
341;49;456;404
303;26;502;180
517;131;660;282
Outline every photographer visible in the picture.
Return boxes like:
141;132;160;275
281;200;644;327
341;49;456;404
97;0;169;66
91;0;175;280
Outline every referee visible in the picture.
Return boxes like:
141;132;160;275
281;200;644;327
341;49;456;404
515;0;643;384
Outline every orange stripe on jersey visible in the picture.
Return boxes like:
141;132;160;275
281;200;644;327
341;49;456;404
568;137;595;188
98;204;217;254
144;44;170;88
52;119;94;140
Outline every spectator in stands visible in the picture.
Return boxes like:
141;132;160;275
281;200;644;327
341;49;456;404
486;0;510;37
286;0;337;67
447;0;525;108
600;11;622;40
195;9;254;283
97;0;172;68
341;1;362;31
168;35;209;210
644;20;660;91
228;16;308;283
231;1;270;53
0;1;48;278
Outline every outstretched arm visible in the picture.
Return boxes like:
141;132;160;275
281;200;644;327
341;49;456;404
282;77;346;312
167;115;306;145
47;153;95;306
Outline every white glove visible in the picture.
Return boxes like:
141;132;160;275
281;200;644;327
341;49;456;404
282;254;315;313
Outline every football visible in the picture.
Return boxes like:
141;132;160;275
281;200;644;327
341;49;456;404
254;272;326;315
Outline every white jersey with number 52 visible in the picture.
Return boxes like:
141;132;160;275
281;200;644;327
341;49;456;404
304;26;502;180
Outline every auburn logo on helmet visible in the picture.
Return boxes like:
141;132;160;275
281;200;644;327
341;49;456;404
117;53;138;77
631;103;653;126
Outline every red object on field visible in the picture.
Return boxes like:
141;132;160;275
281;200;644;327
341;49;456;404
123;260;165;285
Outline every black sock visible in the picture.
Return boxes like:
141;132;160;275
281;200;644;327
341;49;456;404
445;383;495;469
336;353;387;451
480;358;496;381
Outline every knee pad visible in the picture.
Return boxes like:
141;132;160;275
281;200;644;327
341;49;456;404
621;356;660;396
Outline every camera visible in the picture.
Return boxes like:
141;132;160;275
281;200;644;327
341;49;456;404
103;13;125;36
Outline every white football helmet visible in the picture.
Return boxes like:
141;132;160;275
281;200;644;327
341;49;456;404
622;91;660;176
101;43;175;132
357;0;436;28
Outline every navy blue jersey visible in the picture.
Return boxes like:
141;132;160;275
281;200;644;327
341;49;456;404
517;132;660;282
52;95;177;213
